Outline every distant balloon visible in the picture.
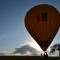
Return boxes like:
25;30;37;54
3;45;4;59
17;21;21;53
25;4;60;51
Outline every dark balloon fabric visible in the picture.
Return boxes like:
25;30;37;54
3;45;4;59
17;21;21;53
25;4;60;51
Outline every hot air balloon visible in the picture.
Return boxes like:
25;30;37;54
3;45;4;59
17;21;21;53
25;4;60;51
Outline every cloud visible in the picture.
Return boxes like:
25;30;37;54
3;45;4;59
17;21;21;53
0;44;59;56
12;44;41;56
0;44;41;56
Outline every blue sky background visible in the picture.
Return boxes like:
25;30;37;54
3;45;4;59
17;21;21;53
0;0;60;52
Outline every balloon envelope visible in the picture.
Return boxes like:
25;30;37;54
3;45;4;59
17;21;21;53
25;4;60;51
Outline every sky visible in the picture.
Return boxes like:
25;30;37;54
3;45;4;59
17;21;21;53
0;0;60;53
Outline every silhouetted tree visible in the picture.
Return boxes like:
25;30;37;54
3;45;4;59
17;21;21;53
50;44;60;57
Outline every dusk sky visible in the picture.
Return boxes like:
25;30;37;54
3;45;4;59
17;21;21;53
0;0;60;53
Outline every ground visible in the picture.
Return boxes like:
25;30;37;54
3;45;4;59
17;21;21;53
0;56;60;60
